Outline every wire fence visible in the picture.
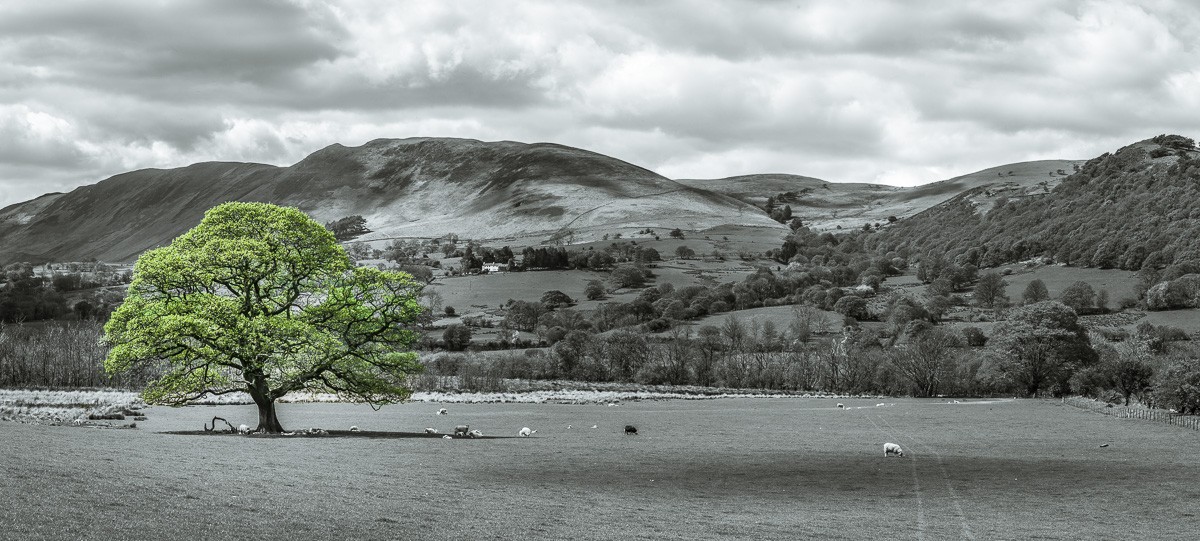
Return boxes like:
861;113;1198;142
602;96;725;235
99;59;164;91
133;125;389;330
1062;396;1200;431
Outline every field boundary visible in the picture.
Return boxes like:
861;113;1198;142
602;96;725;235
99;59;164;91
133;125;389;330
1061;396;1200;431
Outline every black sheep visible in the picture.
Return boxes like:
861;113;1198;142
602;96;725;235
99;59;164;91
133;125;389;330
624;425;638;434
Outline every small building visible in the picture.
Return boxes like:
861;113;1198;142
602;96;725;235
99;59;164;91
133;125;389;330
482;263;502;273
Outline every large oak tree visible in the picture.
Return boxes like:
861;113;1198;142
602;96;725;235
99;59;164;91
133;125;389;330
103;202;424;432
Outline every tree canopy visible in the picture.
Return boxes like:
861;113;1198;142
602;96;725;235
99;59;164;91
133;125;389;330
103;202;424;432
990;301;1097;397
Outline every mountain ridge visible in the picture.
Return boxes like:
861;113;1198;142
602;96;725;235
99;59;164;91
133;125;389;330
0;137;783;263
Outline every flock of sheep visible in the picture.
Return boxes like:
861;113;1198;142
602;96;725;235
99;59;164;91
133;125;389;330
233;401;906;457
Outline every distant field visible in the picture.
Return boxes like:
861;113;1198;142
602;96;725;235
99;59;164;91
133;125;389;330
427;256;767;322
998;265;1137;304
3;398;1196;539
690;304;839;332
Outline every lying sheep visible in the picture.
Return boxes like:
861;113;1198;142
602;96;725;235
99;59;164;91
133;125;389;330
349;425;360;432
884;442;905;457
424;427;439;434
624;425;638;434
468;429;483;439
837;403;845;409
454;425;470;437
437;408;448;415
518;427;536;437
442;435;453;440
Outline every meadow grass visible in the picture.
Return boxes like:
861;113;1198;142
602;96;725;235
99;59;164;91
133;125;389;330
2;398;1196;540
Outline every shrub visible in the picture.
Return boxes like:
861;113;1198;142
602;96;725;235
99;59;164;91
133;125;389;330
584;280;606;300
962;326;987;347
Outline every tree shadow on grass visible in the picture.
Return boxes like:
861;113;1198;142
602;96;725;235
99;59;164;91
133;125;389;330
160;430;515;439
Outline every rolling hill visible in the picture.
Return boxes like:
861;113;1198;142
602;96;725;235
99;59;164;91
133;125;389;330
0;138;784;263
865;135;1200;270
677;159;1083;231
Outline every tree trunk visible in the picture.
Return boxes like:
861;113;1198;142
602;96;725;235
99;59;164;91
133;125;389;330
248;379;285;433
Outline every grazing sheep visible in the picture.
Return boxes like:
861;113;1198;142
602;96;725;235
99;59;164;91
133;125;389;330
237;424;251;434
518;427;536;437
591;425;597;429
566;425;572;430
349;425;360;432
837;403;845;409
454;425;470;437
468;429;483;439
884;442;904;457
442;435;453;440
424;427;439;434
624;425;638;434
876;403;885;407
437;408;448;415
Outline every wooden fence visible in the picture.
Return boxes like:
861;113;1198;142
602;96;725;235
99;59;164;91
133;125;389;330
1062;396;1200;431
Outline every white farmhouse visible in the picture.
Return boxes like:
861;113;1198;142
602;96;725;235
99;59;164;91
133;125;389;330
482;263;503;273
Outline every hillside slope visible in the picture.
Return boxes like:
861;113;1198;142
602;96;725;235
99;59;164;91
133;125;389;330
678;159;1081;231
866;135;1200;270
0;138;783;263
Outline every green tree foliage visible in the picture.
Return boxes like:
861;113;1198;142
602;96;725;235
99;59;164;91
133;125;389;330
503;300;546;332
610;265;648;289
1058;281;1096;314
962;326;987;347
990;301;1097;397
1022;279;1050;305
886;328;959;397
323;215;369;241
1111;341;1153;406
442;324;472;351
103;203;424;432
832;295;869;321
540;290;575;309
973;271;1009;308
584;279;606;300
0;262;68;322
1153;354;1200;414
866;138;1200;271
1144;274;1200;310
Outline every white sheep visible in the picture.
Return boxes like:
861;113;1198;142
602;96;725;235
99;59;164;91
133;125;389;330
349;425;360;432
837;403;845;409
454;425;470;437
518;427;536;437
237;424;251;434
884;442;905;457
424;427;439;434
469;429;484;439
442;435;453;440
437;408;448;415
875;403;885;407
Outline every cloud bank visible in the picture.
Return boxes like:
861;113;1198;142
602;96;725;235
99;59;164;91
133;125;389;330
1;0;1197;207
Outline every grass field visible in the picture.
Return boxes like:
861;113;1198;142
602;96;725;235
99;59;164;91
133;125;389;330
3;398;1197;539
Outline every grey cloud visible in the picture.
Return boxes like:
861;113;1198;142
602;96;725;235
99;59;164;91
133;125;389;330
0;0;347;95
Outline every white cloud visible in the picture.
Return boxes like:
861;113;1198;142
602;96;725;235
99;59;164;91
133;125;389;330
1;0;1199;206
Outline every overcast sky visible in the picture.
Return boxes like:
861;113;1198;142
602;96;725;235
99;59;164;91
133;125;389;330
1;0;1197;208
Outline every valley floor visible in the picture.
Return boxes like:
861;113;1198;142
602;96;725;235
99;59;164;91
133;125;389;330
3;398;1198;540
